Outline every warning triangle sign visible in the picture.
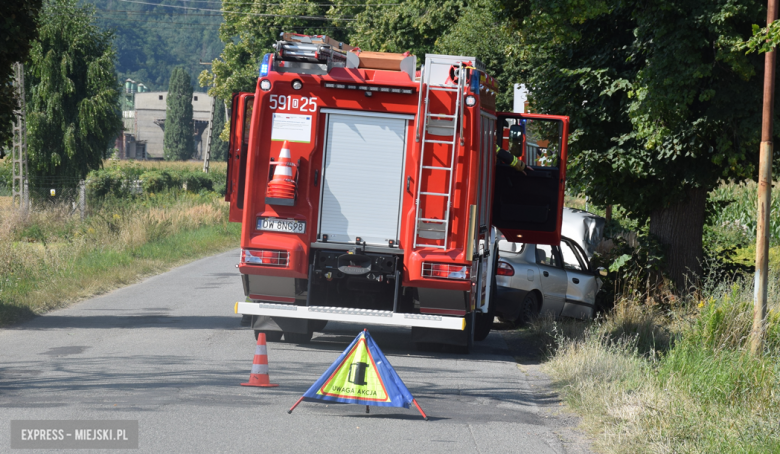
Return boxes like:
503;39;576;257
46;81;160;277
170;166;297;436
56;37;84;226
316;335;390;402
289;330;428;419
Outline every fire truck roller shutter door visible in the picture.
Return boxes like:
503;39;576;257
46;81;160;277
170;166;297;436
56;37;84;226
318;111;412;246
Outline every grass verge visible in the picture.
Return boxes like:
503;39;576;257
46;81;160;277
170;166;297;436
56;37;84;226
534;275;780;453
0;161;238;327
0;221;239;326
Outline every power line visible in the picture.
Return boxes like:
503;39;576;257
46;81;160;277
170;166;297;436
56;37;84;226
117;0;357;20
96;15;351;29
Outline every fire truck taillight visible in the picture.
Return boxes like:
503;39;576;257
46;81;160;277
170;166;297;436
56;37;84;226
241;249;289;267
260;79;272;91
497;261;514;276
422;263;470;280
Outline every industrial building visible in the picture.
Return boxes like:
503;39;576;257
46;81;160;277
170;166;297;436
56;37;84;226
118;79;212;160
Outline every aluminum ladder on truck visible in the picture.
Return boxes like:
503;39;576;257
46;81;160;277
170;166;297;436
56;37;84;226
412;59;466;249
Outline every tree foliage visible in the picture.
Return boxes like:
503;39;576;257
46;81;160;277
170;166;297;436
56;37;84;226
164;67;194;161
91;0;223;91
200;0;515;111
501;0;778;288
0;0;43;154
210;99;228;162
26;0;122;180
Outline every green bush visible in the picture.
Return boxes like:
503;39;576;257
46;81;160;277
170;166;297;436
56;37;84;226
87;168;132;199
140;170;180;193
181;172;213;193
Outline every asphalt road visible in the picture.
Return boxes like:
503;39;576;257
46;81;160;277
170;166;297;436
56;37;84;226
0;250;591;453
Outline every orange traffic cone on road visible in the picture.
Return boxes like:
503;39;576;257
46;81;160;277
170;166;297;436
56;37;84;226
266;141;297;205
241;333;279;388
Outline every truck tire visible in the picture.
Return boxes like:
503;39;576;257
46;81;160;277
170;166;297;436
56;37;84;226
310;319;328;332
284;331;313;344
254;330;283;342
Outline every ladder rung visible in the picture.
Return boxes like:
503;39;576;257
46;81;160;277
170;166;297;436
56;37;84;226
429;87;459;92
420;192;450;197
427;113;456;119
421;166;452;170
419;218;447;223
424;139;455;144
428;84;458;88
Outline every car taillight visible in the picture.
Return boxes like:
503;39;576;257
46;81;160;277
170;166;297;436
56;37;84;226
497;261;514;276
421;262;470;280
241;249;289;266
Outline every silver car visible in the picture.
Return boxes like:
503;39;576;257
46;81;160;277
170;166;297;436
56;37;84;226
495;236;604;324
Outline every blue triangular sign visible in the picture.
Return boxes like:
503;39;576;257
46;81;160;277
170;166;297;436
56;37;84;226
287;330;428;419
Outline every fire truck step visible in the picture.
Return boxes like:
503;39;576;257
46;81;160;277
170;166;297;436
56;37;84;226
235;302;465;331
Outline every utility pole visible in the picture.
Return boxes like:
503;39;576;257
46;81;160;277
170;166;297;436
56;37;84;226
200;60;213;173
11;62;28;213
203;94;215;173
751;0;778;356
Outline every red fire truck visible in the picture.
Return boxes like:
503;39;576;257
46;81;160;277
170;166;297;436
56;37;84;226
228;34;569;350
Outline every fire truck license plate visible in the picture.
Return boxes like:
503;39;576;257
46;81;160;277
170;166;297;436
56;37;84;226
258;218;306;233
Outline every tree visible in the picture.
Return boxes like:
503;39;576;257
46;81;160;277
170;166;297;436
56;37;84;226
164;67;194;161
25;0;122;180
210;100;228;162
0;0;43;155
434;0;519;111
499;0;779;290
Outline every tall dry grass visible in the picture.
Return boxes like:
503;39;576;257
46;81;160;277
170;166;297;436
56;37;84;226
0;189;236;325
539;273;780;453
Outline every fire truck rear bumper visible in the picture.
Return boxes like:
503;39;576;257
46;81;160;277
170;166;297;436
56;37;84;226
234;302;465;331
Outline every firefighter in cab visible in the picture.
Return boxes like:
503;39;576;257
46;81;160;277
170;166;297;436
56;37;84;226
496;124;532;175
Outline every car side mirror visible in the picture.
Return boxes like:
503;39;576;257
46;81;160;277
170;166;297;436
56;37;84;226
597;267;607;277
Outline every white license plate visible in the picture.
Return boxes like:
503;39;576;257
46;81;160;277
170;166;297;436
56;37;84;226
258;218;306;233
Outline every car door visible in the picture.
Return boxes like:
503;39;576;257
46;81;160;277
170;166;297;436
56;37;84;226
533;243;567;318
492;113;569;246
559;237;599;319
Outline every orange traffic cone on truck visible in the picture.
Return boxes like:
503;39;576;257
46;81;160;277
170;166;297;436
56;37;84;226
266;141;297;206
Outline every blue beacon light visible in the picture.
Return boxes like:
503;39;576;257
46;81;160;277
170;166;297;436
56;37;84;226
259;53;271;77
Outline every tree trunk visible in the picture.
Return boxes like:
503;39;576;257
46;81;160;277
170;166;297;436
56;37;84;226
649;188;707;293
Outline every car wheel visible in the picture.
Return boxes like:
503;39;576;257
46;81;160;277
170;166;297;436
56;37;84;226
519;292;540;325
254;330;283;342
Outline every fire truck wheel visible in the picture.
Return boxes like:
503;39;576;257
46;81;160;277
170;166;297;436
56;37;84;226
255;330;283;342
310;320;328;332
283;331;313;344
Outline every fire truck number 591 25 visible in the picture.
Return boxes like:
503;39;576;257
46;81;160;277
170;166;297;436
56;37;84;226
268;95;317;112
227;33;569;351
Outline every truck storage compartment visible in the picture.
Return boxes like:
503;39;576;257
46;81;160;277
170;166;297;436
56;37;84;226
318;110;411;246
